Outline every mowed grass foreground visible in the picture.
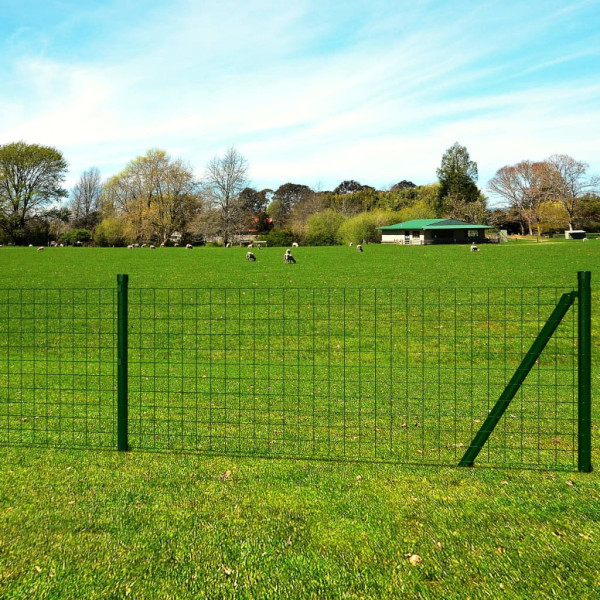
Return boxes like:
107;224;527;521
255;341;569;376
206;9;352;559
1;242;599;599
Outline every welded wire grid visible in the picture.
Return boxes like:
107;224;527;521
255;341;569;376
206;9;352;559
0;288;117;448
127;286;578;468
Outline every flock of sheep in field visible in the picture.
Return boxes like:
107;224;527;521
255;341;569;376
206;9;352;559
12;240;368;262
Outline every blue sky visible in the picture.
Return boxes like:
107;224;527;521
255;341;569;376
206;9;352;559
1;0;599;198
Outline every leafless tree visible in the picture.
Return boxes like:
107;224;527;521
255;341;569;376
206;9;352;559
202;147;249;245
488;161;547;235
70;167;102;229
545;155;598;230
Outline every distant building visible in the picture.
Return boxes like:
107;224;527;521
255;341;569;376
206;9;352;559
564;230;586;240
378;219;491;245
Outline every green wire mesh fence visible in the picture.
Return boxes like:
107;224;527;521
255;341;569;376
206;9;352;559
0;275;591;470
0;288;117;448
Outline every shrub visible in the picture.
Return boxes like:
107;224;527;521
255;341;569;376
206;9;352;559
305;210;346;246
337;210;401;245
60;229;92;245
264;229;295;247
93;218;128;247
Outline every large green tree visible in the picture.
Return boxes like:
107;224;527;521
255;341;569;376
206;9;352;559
102;149;200;245
436;142;480;216
0;141;68;244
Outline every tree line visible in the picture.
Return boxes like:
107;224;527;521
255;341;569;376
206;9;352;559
0;141;597;246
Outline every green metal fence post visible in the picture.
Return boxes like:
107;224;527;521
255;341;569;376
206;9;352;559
578;271;592;472
117;274;129;451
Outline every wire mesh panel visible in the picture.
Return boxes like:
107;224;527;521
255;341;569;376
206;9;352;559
0;288;117;448
127;286;578;468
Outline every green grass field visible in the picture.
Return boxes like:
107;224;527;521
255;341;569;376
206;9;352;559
1;241;599;598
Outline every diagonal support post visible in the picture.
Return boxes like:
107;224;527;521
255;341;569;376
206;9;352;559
459;290;577;467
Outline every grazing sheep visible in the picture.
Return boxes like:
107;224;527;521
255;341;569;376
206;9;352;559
59;243;64;247
246;251;256;262
134;243;140;248
247;243;253;249
225;243;231;248
141;244;147;248
149;245;156;249
186;244;193;249
174;243;179;247
284;249;296;264
160;242;166;247
470;243;479;252
127;245;134;249
256;243;261;249
583;237;588;242
292;242;299;247
29;244;33;247
356;244;363;252
349;242;353;247
37;246;44;252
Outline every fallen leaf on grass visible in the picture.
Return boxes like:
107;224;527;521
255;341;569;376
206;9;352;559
355;475;363;483
579;533;592;541
220;470;232;481
222;565;233;576
565;480;575;487
496;546;505;555
34;566;42;573
406;553;422;566
500;481;508;486
435;541;444;550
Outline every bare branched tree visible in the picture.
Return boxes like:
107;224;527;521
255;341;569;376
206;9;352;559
202;147;249;245
545;155;598;230
488;161;547;235
70;167;102;229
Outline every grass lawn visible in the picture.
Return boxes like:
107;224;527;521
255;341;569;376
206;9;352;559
1;240;599;598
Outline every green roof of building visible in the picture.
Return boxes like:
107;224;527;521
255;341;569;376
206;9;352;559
377;218;491;230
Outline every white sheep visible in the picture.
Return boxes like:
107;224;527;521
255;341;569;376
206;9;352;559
246;251;256;262
141;244;147;248
284;249;296;264
127;245;134;249
356;244;363;252
149;245;156;249
470;243;479;252
225;242;231;248
247;243;253;249
59;243;64;247
29;244;33;247
186;244;193;249
292;242;299;247
37;246;44;252
349;242;353;247
583;237;588;242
